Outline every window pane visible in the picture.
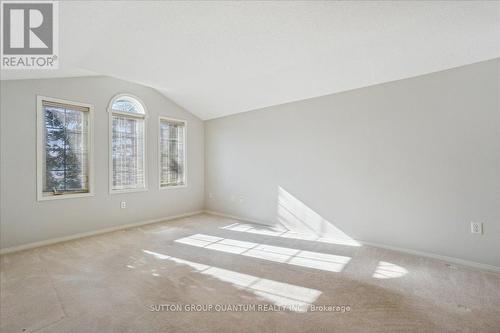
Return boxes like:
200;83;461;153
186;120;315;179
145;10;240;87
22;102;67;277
112;115;145;190
111;97;144;115
160;119;185;187
42;104;89;195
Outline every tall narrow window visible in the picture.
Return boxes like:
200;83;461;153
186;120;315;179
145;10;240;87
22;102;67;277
109;94;147;192
159;117;186;188
37;96;94;200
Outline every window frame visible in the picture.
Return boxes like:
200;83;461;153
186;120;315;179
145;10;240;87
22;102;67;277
108;93;148;194
36;95;95;201
158;116;187;190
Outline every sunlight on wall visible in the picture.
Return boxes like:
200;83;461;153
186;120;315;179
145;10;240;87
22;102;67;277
275;186;360;246
142;249;321;311
175;234;351;273
372;261;408;279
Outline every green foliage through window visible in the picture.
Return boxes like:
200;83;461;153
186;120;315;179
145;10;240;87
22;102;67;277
43;104;89;194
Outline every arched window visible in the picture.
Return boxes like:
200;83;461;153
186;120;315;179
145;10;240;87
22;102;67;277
108;94;147;192
110;95;145;115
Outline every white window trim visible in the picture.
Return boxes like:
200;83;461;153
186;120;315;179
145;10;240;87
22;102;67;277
108;93;148;194
36;95;95;201
158;116;188;190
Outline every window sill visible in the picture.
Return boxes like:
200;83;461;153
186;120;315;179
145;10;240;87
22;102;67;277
110;187;149;195
38;192;94;201
159;184;188;190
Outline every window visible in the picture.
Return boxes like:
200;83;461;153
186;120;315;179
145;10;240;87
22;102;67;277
159;117;186;188
109;94;147;192
37;96;94;201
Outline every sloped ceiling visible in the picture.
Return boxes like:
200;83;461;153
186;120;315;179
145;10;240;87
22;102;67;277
2;1;499;119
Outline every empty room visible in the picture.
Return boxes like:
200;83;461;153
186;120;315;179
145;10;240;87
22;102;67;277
0;1;499;332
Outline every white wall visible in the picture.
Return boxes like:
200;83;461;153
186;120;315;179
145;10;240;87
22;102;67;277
2;60;499;267
0;76;204;249
205;59;500;267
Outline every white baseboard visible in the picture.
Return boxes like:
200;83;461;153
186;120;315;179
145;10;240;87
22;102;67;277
204;210;269;226
204;210;500;274
4;209;499;274
358;240;500;274
0;210;204;255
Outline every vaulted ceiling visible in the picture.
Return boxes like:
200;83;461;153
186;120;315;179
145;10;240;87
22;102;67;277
2;1;499;119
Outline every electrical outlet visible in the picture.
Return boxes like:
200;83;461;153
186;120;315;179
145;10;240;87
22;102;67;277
470;222;482;234
238;196;245;204
208;192;214;200
120;201;127;209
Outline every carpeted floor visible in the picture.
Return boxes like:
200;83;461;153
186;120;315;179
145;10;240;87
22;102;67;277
1;213;499;332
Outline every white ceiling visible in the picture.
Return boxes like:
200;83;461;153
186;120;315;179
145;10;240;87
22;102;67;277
2;1;499;120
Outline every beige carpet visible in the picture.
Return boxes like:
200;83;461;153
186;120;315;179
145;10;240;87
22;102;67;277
1;214;499;332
